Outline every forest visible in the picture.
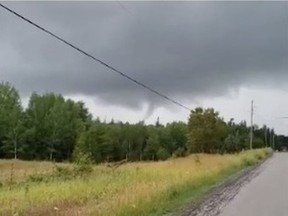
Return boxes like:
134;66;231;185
0;81;282;162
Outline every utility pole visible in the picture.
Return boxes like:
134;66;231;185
264;127;268;147
270;132;273;148
250;100;254;149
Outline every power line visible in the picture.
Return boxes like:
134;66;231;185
0;3;191;112
116;1;135;17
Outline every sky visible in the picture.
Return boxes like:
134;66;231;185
1;2;288;134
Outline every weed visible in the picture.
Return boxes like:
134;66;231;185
194;154;201;164
242;156;255;166
28;174;45;183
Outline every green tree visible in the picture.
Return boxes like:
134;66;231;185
144;128;160;160
166;121;188;154
187;107;227;153
223;131;241;153
24;93;87;160
0;82;23;159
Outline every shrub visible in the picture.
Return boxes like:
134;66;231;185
54;166;74;179
172;147;187;158
156;147;170;160
73;163;93;176
73;152;93;176
28;173;46;183
255;151;264;160
242;156;256;166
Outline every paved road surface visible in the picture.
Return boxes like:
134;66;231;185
219;153;288;216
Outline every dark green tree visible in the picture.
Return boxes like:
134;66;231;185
0;82;23;159
187;107;228;153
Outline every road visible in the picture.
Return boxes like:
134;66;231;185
219;153;288;216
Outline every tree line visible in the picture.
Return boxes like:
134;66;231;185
0;81;283;162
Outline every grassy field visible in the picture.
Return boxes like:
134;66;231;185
0;149;271;216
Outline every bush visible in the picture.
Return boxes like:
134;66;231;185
54;166;74;179
242;156;257;166
73;163;93;176
255;151;265;160
73;152;93;176
73;152;92;165
253;138;265;149
156;147;170;160
28;166;73;183
28;158;93;183
28;174;45;182
172;147;187;158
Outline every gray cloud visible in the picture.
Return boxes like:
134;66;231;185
1;1;287;110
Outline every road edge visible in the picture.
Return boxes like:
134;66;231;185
176;152;273;216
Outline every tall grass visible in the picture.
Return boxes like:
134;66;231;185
0;148;271;216
0;159;70;185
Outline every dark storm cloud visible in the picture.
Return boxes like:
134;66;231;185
0;2;287;109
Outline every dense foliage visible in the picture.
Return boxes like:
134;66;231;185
0;82;282;162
